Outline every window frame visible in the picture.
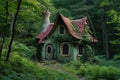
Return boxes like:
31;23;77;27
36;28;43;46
46;45;53;54
77;45;83;56
58;25;65;35
60;42;70;56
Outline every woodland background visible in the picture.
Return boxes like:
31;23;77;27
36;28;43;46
0;0;120;80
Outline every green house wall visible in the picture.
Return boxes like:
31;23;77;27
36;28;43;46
40;21;83;61
39;20;94;62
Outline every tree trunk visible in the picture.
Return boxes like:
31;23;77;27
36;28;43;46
0;0;9;59
6;0;22;61
0;38;5;59
102;14;110;59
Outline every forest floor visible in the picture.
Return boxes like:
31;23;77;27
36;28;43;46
39;60;86;80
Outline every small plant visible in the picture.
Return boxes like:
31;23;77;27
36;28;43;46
0;54;77;80
77;66;87;76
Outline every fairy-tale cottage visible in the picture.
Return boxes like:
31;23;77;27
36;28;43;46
35;10;97;62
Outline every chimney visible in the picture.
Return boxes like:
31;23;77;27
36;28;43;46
41;10;51;32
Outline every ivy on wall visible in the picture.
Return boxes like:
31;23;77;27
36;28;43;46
50;22;94;62
81;45;93;62
82;25;92;42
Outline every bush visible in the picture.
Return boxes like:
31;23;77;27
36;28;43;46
0;54;77;80
64;60;120;80
12;42;36;59
77;66;87;76
57;56;70;63
64;61;82;73
96;55;120;68
77;64;120;80
113;54;120;60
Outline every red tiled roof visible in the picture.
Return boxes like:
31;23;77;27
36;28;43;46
72;17;98;43
35;13;98;44
58;14;80;39
35;23;54;43
72;17;87;34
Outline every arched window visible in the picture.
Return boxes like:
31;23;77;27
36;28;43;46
46;45;53;54
59;26;64;34
60;42;69;55
63;44;69;54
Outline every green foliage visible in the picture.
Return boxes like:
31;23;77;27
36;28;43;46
58;56;71;63
64;60;120;80
11;42;36;59
100;0;110;7
0;0;120;79
83;25;92;42
107;8;120;55
0;54;77;80
113;54;120;61
96;55;120;68
77;66;87;76
80;45;93;63
64;61;82;73
84;65;120;80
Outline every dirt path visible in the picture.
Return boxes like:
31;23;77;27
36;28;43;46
39;60;86;80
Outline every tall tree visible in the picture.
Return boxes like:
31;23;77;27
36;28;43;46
100;0;110;59
6;0;22;61
0;0;9;59
107;0;120;57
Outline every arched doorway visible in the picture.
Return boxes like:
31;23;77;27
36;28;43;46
45;44;54;60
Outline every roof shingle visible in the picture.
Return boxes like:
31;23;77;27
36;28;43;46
35;13;97;44
72;17;87;34
35;23;54;43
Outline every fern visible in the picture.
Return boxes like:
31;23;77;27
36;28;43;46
12;42;34;58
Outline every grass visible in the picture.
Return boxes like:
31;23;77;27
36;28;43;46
0;54;78;80
1;53;120;80
63;60;120;80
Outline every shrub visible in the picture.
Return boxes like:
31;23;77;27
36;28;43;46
64;61;82;73
57;56;70;63
0;54;77;80
12;42;36;59
96;55;120;68
78;64;120;80
113;54;120;60
64;60;120;80
77;66;87;76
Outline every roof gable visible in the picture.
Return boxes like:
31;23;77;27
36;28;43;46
54;13;81;39
35;13;97;44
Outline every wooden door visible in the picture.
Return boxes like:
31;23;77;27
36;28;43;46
45;45;53;60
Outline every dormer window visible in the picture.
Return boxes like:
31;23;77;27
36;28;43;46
59;26;65;34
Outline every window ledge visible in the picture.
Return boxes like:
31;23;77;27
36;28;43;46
77;55;82;57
